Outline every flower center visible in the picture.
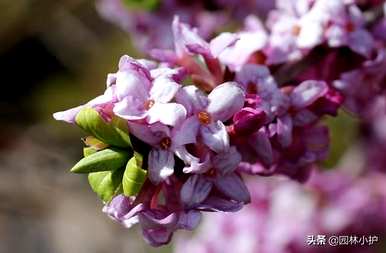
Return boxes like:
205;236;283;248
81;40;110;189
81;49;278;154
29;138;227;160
247;82;258;94
206;168;217;177
198;111;212;125
292;25;301;36
144;99;155;110
160;137;172;150
345;22;355;32
255;51;267;65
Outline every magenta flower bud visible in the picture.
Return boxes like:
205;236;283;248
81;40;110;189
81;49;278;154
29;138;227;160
232;107;266;136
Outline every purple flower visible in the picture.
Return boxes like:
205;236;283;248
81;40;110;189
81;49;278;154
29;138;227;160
103;194;144;228
180;173;250;210
127;120;200;184
102;177;203;247
176;82;244;154
334;48;386;115
324;4;375;57
290;80;343;124
53;0;385;246
175;170;386;253
96;0;274;53
212;16;268;71
235;64;289;118
111;55;186;126
265;0;327;64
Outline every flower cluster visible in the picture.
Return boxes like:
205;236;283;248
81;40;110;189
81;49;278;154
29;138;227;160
97;0;274;52
54;54;251;246
54;0;386;247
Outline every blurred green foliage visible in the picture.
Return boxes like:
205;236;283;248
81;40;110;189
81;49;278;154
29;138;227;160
323;110;360;168
122;0;160;11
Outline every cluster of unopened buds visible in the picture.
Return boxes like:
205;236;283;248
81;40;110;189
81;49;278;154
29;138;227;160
54;0;386;247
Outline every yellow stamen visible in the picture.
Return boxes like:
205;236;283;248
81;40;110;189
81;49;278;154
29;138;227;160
198;111;212;125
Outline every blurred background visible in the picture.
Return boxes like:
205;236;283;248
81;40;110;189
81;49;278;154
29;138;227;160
0;0;166;252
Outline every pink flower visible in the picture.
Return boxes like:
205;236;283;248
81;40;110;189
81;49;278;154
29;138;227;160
176;82;245;154
324;4;374;57
111;55;187;126
213;16;268;71
53;85;116;123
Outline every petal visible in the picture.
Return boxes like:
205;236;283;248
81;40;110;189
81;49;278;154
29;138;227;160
137;59;158;70
248;129;273;165
175;85;208;115
276;114;293;148
180;175;213;208
150;77;180;103
237;161;276;176
172;16;209;57
53;105;84;123
235;64;272;89
348;30;374;58
150;67;186;82
182;155;211;174
218;31;268;71
139;211;178;229
127;122;163;146
177;211;202;230
197;196;243;212
150;49;178;64
185;43;212;58
291;80;328;109
172;116;200;147
293;109;318;126
142;228;173;247
148;149;175;184
53;86;116;124
174;147;212;174
106;73;117;87
139;211;178;247
297;19;324;48
214;173;251;203
113;96;147;120
121;203;146;228
210;32;239;58
118;55;152;81
147;103;187;126
88;86;117;106
115;70;150;101
102;194;133;220
200;121;230;153
207;82;245;122
174;146;199;165
212;146;242;175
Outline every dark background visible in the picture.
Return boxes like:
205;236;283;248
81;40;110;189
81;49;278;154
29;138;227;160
0;1;167;252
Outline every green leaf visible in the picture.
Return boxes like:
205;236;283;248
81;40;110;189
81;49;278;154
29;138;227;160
122;0;160;11
88;169;124;202
71;148;131;173
75;107;132;148
122;155;147;196
83;147;98;157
